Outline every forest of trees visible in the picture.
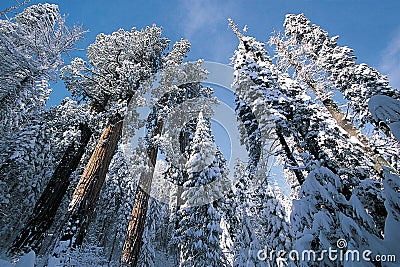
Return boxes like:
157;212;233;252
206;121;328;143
0;3;399;267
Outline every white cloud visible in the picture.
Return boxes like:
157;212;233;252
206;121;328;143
177;0;237;62
179;0;226;38
380;29;400;89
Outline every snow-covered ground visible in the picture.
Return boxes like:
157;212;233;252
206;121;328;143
0;252;35;267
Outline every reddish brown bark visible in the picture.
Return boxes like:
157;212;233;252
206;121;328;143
9;98;109;255
61;115;123;246
120;86;206;266
8;123;92;254
120;120;163;267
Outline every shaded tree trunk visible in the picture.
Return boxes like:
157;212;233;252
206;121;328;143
177;120;197;207
8;123;92;254
60;114;123;246
235;97;262;174
274;41;391;176
171;121;196;230
120;120;163;267
120;84;207;266
319;97;391;174
8;98;110;255
275;127;305;185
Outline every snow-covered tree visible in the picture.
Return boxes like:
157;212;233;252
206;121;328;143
82;149;137;265
119;31;220;265
229;20;294;266
230;19;306;187
177;112;227;267
0;0;31;18
3;8;399;267
163;118;197;264
230;20;386;266
137;196;170;267
271;13;400;171
0;3;84;254
54;25;170;253
281;13;400;125
368;95;400;171
381;167;400;258
0;3;83;136
249;182;293;267
6;99;91;254
119;40;209;266
235;98;262;175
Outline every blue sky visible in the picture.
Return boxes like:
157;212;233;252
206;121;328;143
1;0;399;103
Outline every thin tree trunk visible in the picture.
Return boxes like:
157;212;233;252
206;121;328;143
235;97;262;174
108;230;119;265
120;85;206;266
8;123;92;254
274;41;391;175
275;128;305;185
120;120;163;267
60;114;123;246
171;123;194;230
177;121;196;207
310;77;389;175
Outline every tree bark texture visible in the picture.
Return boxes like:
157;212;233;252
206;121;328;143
120;85;208;267
120;120;163;267
8;123;92;254
8;97;110;255
60;115;123;246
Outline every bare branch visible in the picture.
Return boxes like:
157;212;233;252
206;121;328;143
0;0;31;18
228;18;243;40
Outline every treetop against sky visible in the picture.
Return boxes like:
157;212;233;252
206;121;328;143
1;0;399;105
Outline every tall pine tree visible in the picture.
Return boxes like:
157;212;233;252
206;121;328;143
177;111;227;267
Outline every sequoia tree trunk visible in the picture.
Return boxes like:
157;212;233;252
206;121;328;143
120;84;207;266
120;120;163;267
8;98;110;255
8;123;92;254
60;114;123;246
